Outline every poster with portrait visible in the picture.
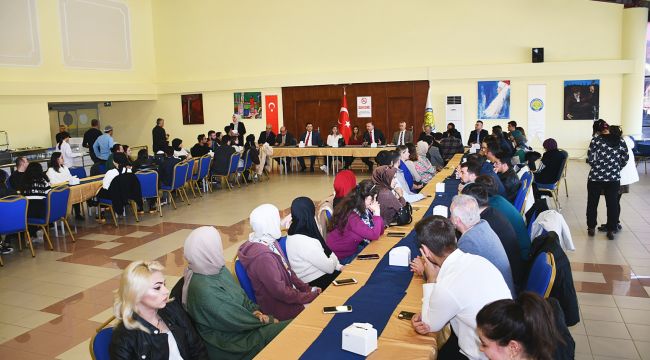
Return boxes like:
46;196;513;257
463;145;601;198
478;80;511;120
563;80;599;120
234;92;263;119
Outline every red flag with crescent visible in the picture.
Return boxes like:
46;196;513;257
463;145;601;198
265;95;278;133
338;90;351;143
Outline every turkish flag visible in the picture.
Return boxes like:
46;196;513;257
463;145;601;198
338;91;351;144
265;95;279;133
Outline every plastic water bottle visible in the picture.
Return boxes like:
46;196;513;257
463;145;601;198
36;229;44;243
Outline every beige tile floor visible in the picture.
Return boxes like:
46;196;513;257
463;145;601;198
0;162;648;359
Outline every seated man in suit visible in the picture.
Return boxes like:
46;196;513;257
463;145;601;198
297;122;322;172
274;126;296;171
158;146;182;187
362;121;385;171
468;120;489;146
418;125;434;144
258;124;276;145
391;121;413;146
211;135;237;176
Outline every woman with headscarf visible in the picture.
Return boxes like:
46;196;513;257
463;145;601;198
372;166;406;225
413;141;436;183
171;138;189;159
182;227;288;360
332;170;357;209
534;138;565;185
511;130;530;163
237;204;320;321
285;197;343;290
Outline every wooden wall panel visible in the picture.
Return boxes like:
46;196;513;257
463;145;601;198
282;80;428;141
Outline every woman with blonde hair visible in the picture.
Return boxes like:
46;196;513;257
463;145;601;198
110;260;208;360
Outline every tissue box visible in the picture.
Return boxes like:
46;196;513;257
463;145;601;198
389;246;411;267
433;205;448;218
298;141;305;148
342;323;377;356
435;182;445;193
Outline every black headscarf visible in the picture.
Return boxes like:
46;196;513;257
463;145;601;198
288;196;332;256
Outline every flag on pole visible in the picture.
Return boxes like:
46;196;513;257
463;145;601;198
338;88;351;143
423;86;435;130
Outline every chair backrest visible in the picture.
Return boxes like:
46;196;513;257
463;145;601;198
90;327;113;360
513;172;532;213
135;170;158;198
185;158;195;182
97;163;106;174
69;167;87;179
277;236;287;257
196;155;211;180
48;185;71;222
238;151;249;170
171;162;189;190
245;151;253;168
557;149;569;181
525;252;556;298
0;195;28;234
234;259;257;303
527;210;538;239
229;153;241;173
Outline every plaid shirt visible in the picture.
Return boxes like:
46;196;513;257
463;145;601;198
439;137;464;162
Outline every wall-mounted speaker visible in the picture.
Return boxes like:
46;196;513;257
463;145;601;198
532;48;544;63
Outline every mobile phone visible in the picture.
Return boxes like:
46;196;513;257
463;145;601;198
398;311;416;320
323;305;353;314
357;254;380;260
332;278;358;286
387;232;406;237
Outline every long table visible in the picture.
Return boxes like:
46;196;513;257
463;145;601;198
255;154;463;359
271;146;396;175
53;175;104;215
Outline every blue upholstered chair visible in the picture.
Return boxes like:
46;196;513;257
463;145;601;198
536;149;569;210
160;162;190;208
277;236;287;258
234;258;257;303
136;170;162;217
69;167;87;179
525;252;556;298
27;185;75;252
89;316;115;360
97;186;140;228
213;153;241;190
514;171;532;215
0;195;31;263
191;155;212;195
184;158;197;198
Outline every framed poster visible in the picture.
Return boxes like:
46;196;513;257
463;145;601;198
181;94;204;124
357;96;372;117
478;80;511;119
234;92;263;119
563;80;599;120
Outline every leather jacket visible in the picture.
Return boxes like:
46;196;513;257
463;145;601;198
109;299;208;360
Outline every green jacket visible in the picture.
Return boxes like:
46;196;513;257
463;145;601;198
186;268;289;360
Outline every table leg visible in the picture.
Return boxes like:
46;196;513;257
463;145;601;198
326;156;330;176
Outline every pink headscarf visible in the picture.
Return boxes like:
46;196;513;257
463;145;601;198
182;226;225;306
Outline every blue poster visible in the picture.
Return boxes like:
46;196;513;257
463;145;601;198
478;80;511;119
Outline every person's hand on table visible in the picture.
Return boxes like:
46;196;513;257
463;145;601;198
413;183;423;190
311;287;322;294
410;256;425;277
411;313;431;335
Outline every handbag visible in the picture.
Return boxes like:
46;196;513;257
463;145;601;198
391;203;413;226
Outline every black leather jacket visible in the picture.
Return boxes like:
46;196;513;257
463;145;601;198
110;299;208;360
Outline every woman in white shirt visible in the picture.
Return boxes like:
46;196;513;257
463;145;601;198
46;152;84;219
98;152;132;198
286;196;343;290
171;138;189;159
56;132;76;168
321;126;343;172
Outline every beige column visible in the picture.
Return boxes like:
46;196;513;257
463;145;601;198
621;8;648;136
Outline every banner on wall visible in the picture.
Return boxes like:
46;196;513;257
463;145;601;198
265;95;279;133
527;84;546;143
357;96;372;118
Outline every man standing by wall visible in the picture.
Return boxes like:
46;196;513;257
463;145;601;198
152;118;168;154
82;119;103;163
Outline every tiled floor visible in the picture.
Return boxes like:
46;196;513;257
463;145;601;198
0;161;649;359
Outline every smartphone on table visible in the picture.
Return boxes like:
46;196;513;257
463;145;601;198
398;311;416;320
332;278;358;286
357;254;380;260
323;305;353;314
387;231;406;238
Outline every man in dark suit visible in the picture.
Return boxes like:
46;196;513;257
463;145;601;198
298;122;322;172
468;120;489;146
391;121;413;146
226;114;246;144
258;124;276;145
445;122;462;143
274;126;296;171
362;121;385;171
151;118;168;154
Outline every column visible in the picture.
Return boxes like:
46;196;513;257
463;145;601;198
621;7;648;136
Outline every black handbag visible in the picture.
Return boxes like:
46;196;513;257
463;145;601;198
391;203;413;226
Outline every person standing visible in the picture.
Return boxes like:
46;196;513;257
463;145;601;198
152;118;168;154
391;121;413;146
93;125;115;162
586;121;629;240
82;119;103;163
227;114;247;145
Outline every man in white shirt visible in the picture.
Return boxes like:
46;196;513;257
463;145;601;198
391;121;413;146
411;215;511;359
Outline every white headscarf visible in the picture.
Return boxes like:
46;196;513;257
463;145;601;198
249;204;282;245
182;226;225;306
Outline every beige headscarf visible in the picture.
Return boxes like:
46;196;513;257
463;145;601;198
416;141;429;157
181;226;225;306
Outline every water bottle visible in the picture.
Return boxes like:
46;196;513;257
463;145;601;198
36;229;44;243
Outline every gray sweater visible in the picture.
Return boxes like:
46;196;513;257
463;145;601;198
458;220;515;296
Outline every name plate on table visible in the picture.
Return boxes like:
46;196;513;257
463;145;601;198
342;322;377;356
388;246;411;267
298;142;305;148
433;205;448;218
370;142;377;148
435;182;445;193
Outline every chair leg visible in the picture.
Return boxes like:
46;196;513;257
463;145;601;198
166;191;177;209
182;188;191;205
109;207;118;227
62;218;75;243
25;231;34;257
157;197;163;217
41;225;54;250
130;201;140;222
